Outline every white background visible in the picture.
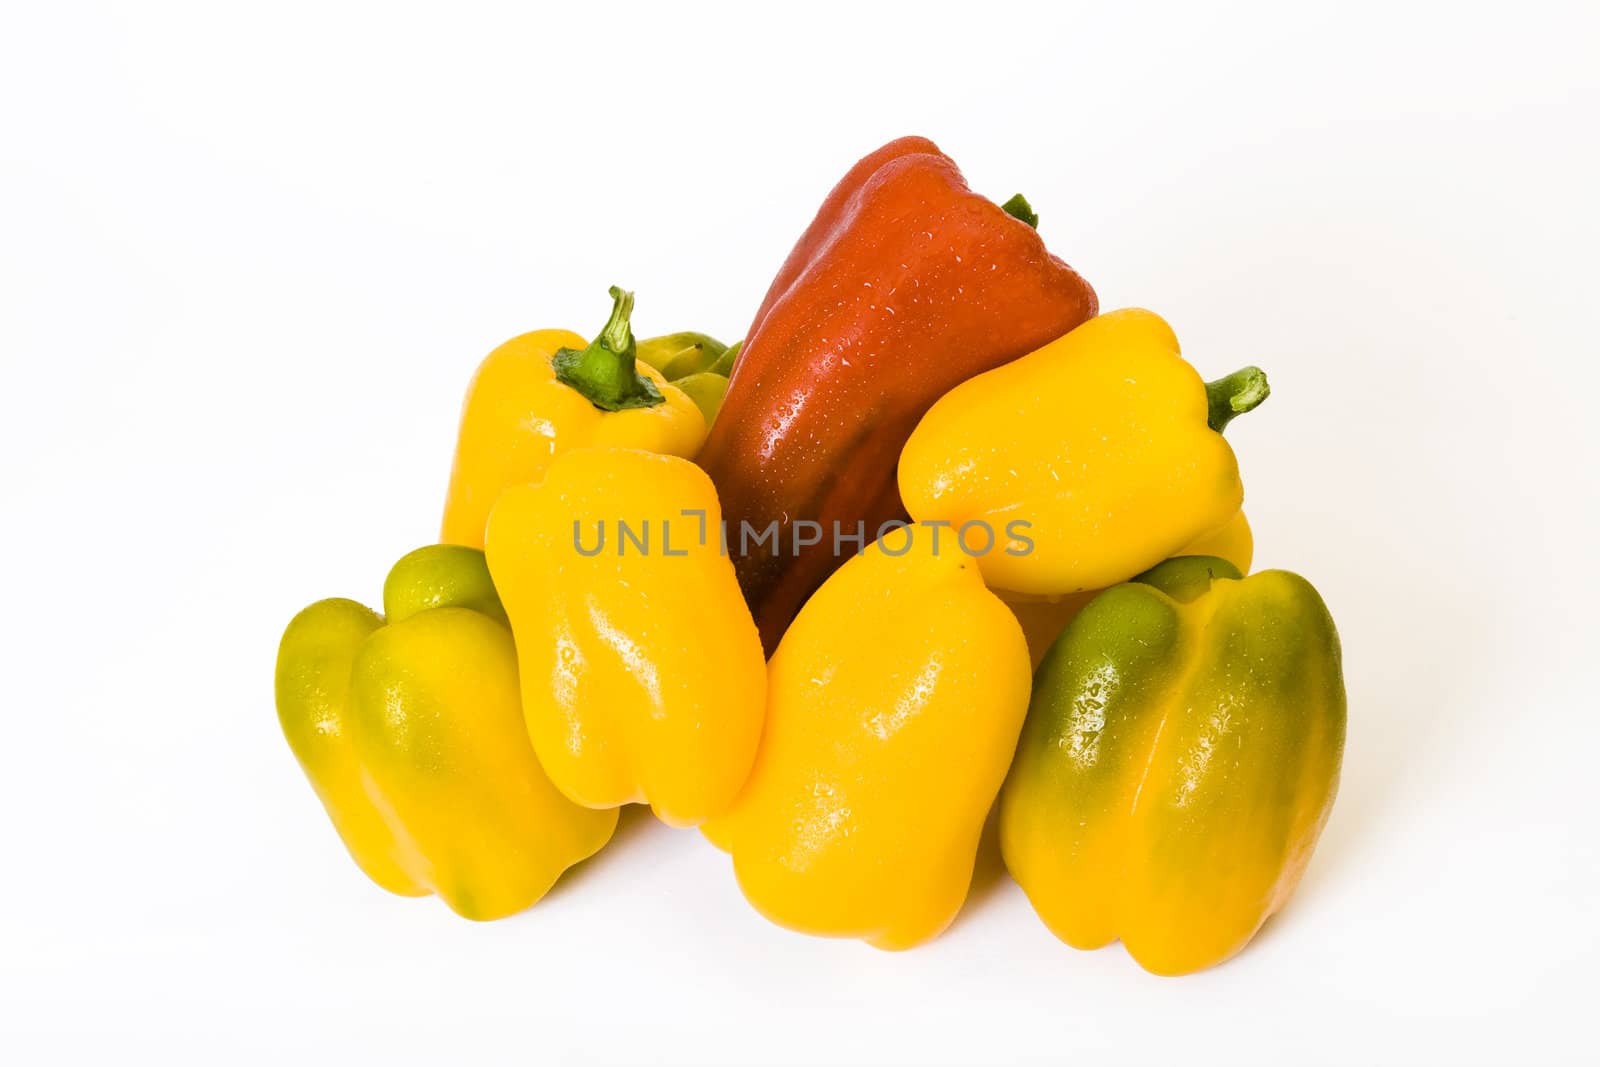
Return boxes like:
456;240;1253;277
3;2;1598;1063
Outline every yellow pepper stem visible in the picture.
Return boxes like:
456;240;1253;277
553;286;666;411
1205;366;1270;433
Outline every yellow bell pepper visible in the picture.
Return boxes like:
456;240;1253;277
1000;555;1346;975
484;447;766;827
702;532;1032;950
441;287;707;548
274;545;617;920
1004;511;1256;669
898;308;1268;596
1184;509;1255;568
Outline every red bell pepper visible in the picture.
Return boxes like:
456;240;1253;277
699;136;1099;652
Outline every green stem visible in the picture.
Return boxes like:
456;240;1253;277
1205;366;1270;433
552;287;665;411
1000;193;1039;228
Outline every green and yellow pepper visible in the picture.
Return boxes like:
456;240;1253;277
441;287;707;548
274;545;617;920
484;447;767;828
637;332;739;427
999;555;1346;975
898;308;1268;597
635;330;727;380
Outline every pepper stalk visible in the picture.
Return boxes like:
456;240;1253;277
553;287;666;411
1205;366;1270;433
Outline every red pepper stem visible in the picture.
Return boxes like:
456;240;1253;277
1205;366;1270;434
552;286;666;411
1000;193;1039;229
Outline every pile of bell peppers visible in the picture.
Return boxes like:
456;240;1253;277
276;135;1346;976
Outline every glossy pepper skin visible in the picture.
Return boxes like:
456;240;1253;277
1005;511;1255;669
899;308;1268;597
275;545;617;919
702;533;1032;950
484;448;766;827
999;556;1346;975
696;136;1098;651
441;288;706;548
